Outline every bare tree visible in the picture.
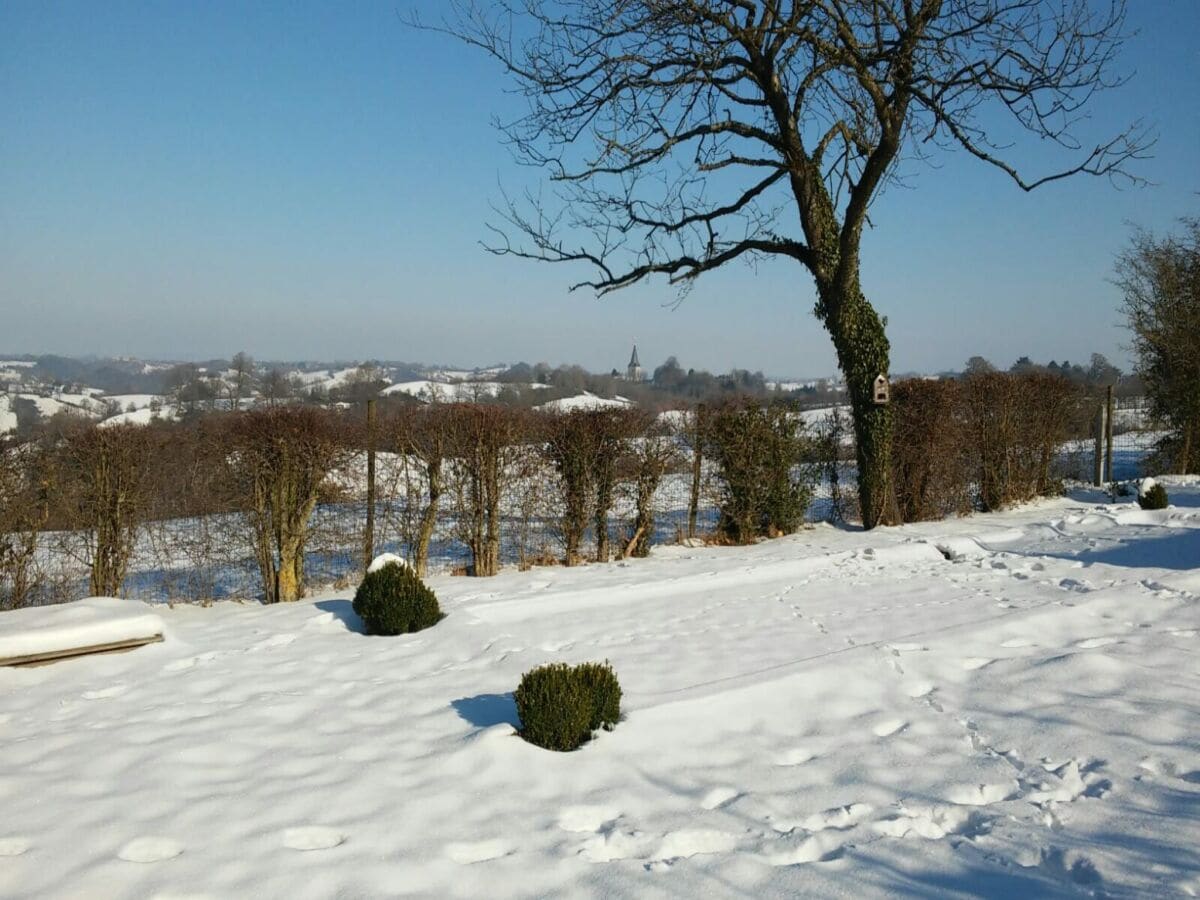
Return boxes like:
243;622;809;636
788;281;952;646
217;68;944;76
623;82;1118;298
261;367;298;407
227;408;351;602
59;424;155;597
230;351;255;410
445;404;529;576
1116;217;1200;473
426;0;1148;527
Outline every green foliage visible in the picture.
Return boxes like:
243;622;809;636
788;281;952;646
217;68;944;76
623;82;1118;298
515;661;622;751
706;400;816;543
352;561;443;635
1138;483;1169;510
573;661;621;731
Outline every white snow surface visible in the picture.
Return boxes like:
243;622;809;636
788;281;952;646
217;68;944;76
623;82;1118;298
366;552;409;574
0;597;164;662
2;480;1199;897
538;391;634;412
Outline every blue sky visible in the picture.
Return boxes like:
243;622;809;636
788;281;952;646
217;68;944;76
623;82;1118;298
1;1;1197;377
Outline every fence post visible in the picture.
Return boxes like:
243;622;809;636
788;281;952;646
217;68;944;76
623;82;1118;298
687;404;704;539
363;397;377;569
1092;398;1104;487
1104;386;1115;485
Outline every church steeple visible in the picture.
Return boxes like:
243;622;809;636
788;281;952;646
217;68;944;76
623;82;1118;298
626;344;643;381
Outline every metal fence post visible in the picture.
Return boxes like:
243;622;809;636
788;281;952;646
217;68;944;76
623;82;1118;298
1093;397;1104;487
1104;386;1115;485
363;397;377;569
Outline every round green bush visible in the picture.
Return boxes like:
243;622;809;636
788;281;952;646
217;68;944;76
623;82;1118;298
515;661;622;751
1138;483;1169;510
515;663;593;751
352;561;443;635
574;661;621;731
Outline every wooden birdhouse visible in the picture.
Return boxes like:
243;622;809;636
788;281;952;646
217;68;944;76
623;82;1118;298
873;374;890;405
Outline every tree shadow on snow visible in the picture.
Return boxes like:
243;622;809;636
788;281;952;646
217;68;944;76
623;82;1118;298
1047;527;1200;571
452;693;520;729
313;599;366;634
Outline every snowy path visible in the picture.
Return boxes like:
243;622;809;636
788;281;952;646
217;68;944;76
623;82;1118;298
1;480;1198;897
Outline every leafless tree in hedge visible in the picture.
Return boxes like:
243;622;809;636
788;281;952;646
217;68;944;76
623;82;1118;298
227;407;351;602
384;404;451;577
445;404;530;576
229;351;255;410
541;410;597;565
425;0;1147;528
0;438;45;609
1116;218;1200;474
59;423;155;597
962;371;1078;510
623;412;680;557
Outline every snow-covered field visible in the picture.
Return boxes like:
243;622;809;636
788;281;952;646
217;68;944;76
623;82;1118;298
2;480;1198;898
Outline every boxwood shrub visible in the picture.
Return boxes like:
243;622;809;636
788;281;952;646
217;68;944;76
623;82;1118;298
353;561;443;635
515;661;622;751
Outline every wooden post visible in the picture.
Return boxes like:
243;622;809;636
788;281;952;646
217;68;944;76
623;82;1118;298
1092;398;1104;487
1104;386;1115;485
363;397;377;570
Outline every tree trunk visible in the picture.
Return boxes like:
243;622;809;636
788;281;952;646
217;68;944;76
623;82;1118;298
413;457;441;578
1180;420;1194;476
819;284;900;528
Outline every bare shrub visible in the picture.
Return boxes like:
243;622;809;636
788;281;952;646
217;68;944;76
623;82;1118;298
891;380;972;522
963;372;1079;510
226;407;352;602
56;423;156;597
621;414;680;558
444;404;531;577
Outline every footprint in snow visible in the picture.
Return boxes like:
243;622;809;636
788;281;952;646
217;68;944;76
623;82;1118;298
761;831;846;866
1076;637;1120;649
961;657;994;671
944;781;1019;806
872;719;908;738
557;806;620;833
249;633;297;652
444;839;510;864
162;651;218;673
0;837;30;857
81;684;129;700
774;748;816;767
118;837;184;863
700;787;741;810
282;826;346;851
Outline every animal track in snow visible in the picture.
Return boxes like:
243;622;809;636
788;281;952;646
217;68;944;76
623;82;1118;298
444;839;510;864
282;826;346;851
118;837;184;863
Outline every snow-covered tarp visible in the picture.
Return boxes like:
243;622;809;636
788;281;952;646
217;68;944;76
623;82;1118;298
0;597;164;665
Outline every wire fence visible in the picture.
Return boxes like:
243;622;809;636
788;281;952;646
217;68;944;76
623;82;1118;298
5;394;1173;608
